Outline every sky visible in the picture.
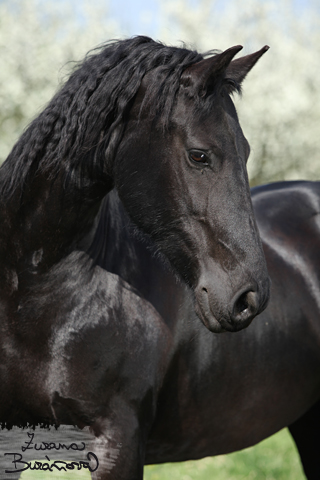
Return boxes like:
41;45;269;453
107;0;315;38
109;0;160;36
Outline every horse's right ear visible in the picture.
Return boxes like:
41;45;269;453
180;45;243;96
225;46;270;85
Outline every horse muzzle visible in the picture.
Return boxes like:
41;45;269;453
194;277;270;333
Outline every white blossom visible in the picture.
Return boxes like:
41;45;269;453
0;0;118;162
159;0;320;184
1;0;319;185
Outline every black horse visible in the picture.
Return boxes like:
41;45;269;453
3;183;320;480
0;36;280;478
52;181;320;480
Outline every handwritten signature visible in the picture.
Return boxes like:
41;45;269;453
3;432;99;474
21;432;86;452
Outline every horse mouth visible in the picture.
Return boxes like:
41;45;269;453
193;293;228;333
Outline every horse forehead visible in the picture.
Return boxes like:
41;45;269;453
172;98;243;152
174;91;239;129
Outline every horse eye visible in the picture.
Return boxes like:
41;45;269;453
189;151;209;165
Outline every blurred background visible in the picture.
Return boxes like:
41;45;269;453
0;0;318;478
0;0;319;185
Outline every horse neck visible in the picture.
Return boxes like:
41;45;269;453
0;162;111;285
87;190;182;320
87;190;141;279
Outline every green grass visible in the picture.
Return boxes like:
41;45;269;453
144;429;305;480
18;429;305;479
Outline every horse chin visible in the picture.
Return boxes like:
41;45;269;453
194;301;226;333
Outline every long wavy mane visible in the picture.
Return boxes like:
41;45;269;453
0;36;203;197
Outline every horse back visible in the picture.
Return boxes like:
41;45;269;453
252;180;320;242
252;179;320;346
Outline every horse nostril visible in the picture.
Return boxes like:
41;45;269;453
236;292;249;313
202;287;208;293
232;290;259;323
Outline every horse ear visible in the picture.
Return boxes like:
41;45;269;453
226;46;269;85
181;45;243;95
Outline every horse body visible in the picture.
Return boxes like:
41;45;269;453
88;184;320;473
0;247;171;478
1;181;320;478
3;37;318;479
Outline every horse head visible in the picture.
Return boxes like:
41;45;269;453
1;37;269;333
114;43;270;332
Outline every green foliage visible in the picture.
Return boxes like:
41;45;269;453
14;429;305;479
144;428;305;480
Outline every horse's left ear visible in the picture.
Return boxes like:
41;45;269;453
180;45;243;96
226;46;269;85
